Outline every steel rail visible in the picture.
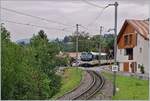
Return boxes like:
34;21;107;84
72;70;105;100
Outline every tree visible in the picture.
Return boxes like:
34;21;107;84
38;30;48;40
30;30;62;97
1;24;10;41
59;32;115;53
63;36;70;43
1;27;62;99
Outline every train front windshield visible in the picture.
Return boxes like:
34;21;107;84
81;52;93;61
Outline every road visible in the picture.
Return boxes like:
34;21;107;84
78;65;109;72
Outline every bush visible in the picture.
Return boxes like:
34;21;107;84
138;64;145;74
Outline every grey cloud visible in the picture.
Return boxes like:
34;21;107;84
1;0;149;41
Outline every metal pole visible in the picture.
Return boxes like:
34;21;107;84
76;24;79;66
113;2;118;96
114;2;118;63
99;26;103;66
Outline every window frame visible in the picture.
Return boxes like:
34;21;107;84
124;33;134;46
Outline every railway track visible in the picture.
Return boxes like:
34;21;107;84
58;70;105;100
79;60;114;67
72;70;105;100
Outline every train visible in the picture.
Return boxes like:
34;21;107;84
70;51;113;67
79;51;115;67
80;52;93;61
79;52;104;67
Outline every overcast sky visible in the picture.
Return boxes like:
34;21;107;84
1;0;149;41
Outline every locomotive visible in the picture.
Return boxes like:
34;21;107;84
80;52;93;61
79;52;99;67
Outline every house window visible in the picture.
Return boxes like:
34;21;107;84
124;48;133;60
140;47;142;53
124;48;133;55
124;35;129;45
124;34;133;45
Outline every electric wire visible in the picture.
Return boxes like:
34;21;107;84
1;7;75;28
81;0;109;32
79;24;96;34
87;6;108;27
1;4;109;36
2;20;73;33
80;25;89;30
82;0;106;9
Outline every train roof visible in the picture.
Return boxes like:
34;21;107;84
90;52;107;56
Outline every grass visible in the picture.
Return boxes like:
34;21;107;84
52;67;84;99
101;71;149;100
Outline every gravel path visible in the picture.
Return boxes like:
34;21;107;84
58;70;94;100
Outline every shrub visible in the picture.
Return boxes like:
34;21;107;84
138;64;145;74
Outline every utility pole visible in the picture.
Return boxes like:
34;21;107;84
113;2;118;96
76;24;79;66
114;2;118;64
108;2;118;96
99;26;103;66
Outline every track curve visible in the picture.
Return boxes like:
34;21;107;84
58;70;105;100
72;70;105;100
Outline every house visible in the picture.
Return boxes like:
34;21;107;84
117;19;149;74
65;52;81;59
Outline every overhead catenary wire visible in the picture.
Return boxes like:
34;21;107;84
79;25;89;30
79;24;96;34
81;0;109;32
1;4;109;37
82;0;109;27
75;7;106;35
82;0;106;9
1;7;75;28
2;20;73;33
87;6;108;27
